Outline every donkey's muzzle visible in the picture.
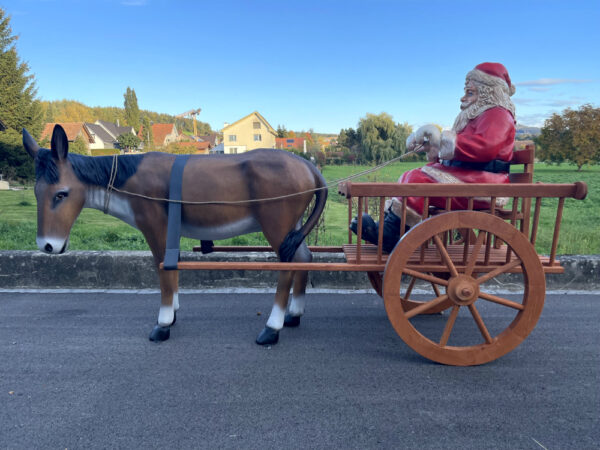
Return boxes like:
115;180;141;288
38;237;68;254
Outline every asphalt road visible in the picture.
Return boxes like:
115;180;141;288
0;291;598;449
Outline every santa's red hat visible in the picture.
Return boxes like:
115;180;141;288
467;62;516;96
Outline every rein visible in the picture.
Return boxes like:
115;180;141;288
103;145;424;207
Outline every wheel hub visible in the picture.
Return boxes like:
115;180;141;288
447;275;480;306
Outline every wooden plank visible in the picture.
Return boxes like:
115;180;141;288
192;245;343;253
341;182;587;200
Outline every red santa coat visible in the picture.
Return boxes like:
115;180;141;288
398;107;515;215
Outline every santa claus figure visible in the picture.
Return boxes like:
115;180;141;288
352;62;517;253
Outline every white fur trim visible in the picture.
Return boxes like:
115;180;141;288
421;165;462;184
419;166;509;207
387;198;423;226
439;130;456;160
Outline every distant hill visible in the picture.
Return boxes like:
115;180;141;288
40;100;213;136
516;124;541;137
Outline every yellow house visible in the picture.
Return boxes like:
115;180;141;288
222;111;277;154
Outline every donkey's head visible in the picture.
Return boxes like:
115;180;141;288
23;125;87;254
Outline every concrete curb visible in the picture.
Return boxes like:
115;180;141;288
1;250;599;291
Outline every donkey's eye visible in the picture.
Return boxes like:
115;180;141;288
53;190;69;207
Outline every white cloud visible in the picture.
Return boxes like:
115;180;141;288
516;78;594;87
528;87;551;92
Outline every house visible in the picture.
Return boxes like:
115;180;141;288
197;133;220;149
221;111;277;154
138;123;179;148
85;123;119;150
276;137;305;152
41;122;94;148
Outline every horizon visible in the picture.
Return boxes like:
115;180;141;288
2;0;599;133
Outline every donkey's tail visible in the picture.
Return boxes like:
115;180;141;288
279;167;328;262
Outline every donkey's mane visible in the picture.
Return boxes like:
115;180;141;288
36;149;145;188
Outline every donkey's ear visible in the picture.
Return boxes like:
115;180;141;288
22;128;40;159
50;125;69;161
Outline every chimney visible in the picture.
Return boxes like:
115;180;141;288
223;122;229;129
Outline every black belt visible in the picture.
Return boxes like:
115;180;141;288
441;159;510;173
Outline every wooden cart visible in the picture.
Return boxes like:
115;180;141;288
169;162;588;366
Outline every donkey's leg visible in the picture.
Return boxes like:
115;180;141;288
149;269;179;342
285;242;312;327
135;212;179;342
256;270;294;345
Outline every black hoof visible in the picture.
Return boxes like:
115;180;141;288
172;311;176;326
149;324;171;342
256;326;279;345
284;314;301;327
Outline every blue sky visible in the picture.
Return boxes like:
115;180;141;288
2;0;599;133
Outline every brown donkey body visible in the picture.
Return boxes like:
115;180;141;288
23;125;327;344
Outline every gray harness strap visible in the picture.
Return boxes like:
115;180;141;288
163;154;191;270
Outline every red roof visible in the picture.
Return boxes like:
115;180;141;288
138;123;177;146
151;123;175;145
276;137;305;150
41;122;91;142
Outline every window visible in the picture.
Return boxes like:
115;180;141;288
230;147;238;154
254;134;262;141
253;121;261;129
228;135;237;142
286;139;294;143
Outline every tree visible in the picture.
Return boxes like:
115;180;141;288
123;87;140;133
69;134;89;155
140;116;154;149
357;113;397;163
276;125;289;138
537;104;600;171
0;7;43;181
117;133;141;152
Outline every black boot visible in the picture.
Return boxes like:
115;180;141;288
350;211;408;253
381;211;404;253
350;213;379;245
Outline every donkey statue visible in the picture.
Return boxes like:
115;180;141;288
23;125;327;345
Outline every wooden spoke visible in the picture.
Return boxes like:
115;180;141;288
478;291;525;310
432;234;459;278
403;268;450;286
430;278;441;297
475;258;523;285
403;276;417;301
439;305;460;346
405;294;449;319
465;230;487;276
468;304;494;344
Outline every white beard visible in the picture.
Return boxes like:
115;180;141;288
452;84;516;133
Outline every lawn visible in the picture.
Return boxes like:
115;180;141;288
1;162;598;255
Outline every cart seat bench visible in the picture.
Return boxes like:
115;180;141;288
342;243;565;274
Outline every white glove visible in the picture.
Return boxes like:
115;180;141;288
405;124;441;153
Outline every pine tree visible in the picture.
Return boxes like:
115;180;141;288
123;87;140;133
0;7;43;181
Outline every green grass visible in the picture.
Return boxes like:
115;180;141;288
1;162;598;255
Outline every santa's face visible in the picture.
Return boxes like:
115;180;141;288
460;81;479;110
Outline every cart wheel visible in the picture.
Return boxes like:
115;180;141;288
367;271;451;314
383;211;545;366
